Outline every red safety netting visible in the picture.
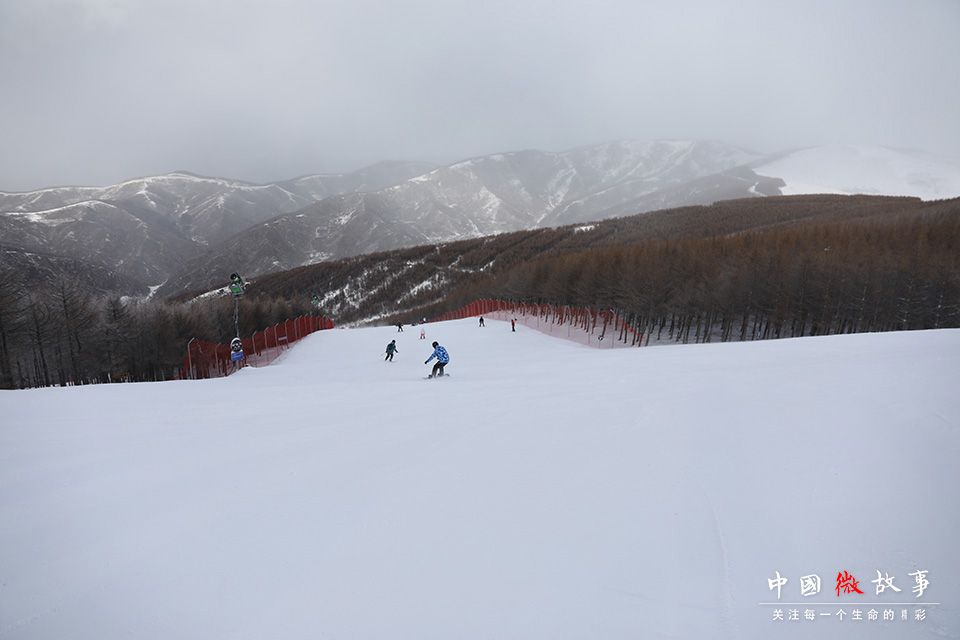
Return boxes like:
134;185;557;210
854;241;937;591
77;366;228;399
429;299;642;348
181;314;335;379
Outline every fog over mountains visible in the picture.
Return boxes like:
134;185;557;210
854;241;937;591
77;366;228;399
2;140;959;298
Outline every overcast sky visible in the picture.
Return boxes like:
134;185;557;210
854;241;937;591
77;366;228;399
1;0;958;190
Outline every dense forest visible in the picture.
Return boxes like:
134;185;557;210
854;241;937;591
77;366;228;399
0;273;314;389
3;194;958;388
248;195;960;333
417;208;959;345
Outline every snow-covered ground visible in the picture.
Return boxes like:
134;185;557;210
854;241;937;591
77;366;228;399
754;145;960;200
1;320;958;639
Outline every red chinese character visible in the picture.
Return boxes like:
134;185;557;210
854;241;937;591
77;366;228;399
836;570;864;596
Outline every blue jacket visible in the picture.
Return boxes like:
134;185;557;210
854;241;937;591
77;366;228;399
425;345;449;364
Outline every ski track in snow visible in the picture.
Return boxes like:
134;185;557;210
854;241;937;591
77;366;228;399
703;484;738;640
1;320;958;639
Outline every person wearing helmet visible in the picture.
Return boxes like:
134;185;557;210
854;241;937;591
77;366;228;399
424;341;449;378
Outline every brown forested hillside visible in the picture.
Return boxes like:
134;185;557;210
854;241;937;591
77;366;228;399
245;195;960;335
3;194;957;388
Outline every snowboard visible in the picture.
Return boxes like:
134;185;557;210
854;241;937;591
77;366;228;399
424;374;451;380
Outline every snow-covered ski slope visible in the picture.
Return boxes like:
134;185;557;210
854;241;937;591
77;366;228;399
754;145;960;200
2;320;958;639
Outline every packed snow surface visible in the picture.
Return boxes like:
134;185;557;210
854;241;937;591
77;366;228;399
754;145;960;200
1;321;958;639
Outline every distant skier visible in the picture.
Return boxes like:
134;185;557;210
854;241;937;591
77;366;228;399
385;340;398;362
420;327;426;340
397;322;403;332
479;316;485;327
424;341;450;378
511;318;516;332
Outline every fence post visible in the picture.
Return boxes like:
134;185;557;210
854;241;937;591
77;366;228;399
186;337;197;380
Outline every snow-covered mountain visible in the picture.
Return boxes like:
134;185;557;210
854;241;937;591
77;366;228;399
753;145;960;200
157;140;767;295
5;141;960;298
0;173;306;245
0;162;436;244
0;162;436;288
167;143;958;296
0;199;198;285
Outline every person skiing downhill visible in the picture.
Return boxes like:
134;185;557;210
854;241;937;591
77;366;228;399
479;316;485;327
385;340;398;362
424;341;449;378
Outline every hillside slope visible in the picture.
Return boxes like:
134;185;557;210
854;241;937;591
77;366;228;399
160;141;763;293
6;143;960;298
234;194;960;324
158;144;960;298
754;145;960;200
1;322;956;638
0;163;435;291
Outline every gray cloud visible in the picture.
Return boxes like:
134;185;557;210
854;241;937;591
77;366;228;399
1;0;958;190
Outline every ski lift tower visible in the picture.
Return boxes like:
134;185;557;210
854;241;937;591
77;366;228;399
228;273;246;359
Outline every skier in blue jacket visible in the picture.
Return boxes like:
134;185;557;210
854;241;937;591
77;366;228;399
424;341;449;378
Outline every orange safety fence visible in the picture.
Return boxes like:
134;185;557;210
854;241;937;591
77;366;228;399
181;314;334;379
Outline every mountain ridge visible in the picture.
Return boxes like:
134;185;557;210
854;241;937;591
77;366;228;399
4;141;960;300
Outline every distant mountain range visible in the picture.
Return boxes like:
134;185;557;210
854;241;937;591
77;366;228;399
0;161;435;293
2;141;958;298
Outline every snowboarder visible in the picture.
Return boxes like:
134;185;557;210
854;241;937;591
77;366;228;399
385;340;398;362
511;318;516;332
424;341;449;378
479;316;485;327
397;322;403;332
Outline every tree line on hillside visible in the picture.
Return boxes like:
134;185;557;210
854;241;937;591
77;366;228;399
0;274;314;389
409;213;960;344
412;208;960;344
246;195;960;327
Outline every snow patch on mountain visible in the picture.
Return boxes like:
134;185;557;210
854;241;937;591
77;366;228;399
754;145;960;200
409;170;440;184
307;251;334;264
5;200;123;224
399;273;444;303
